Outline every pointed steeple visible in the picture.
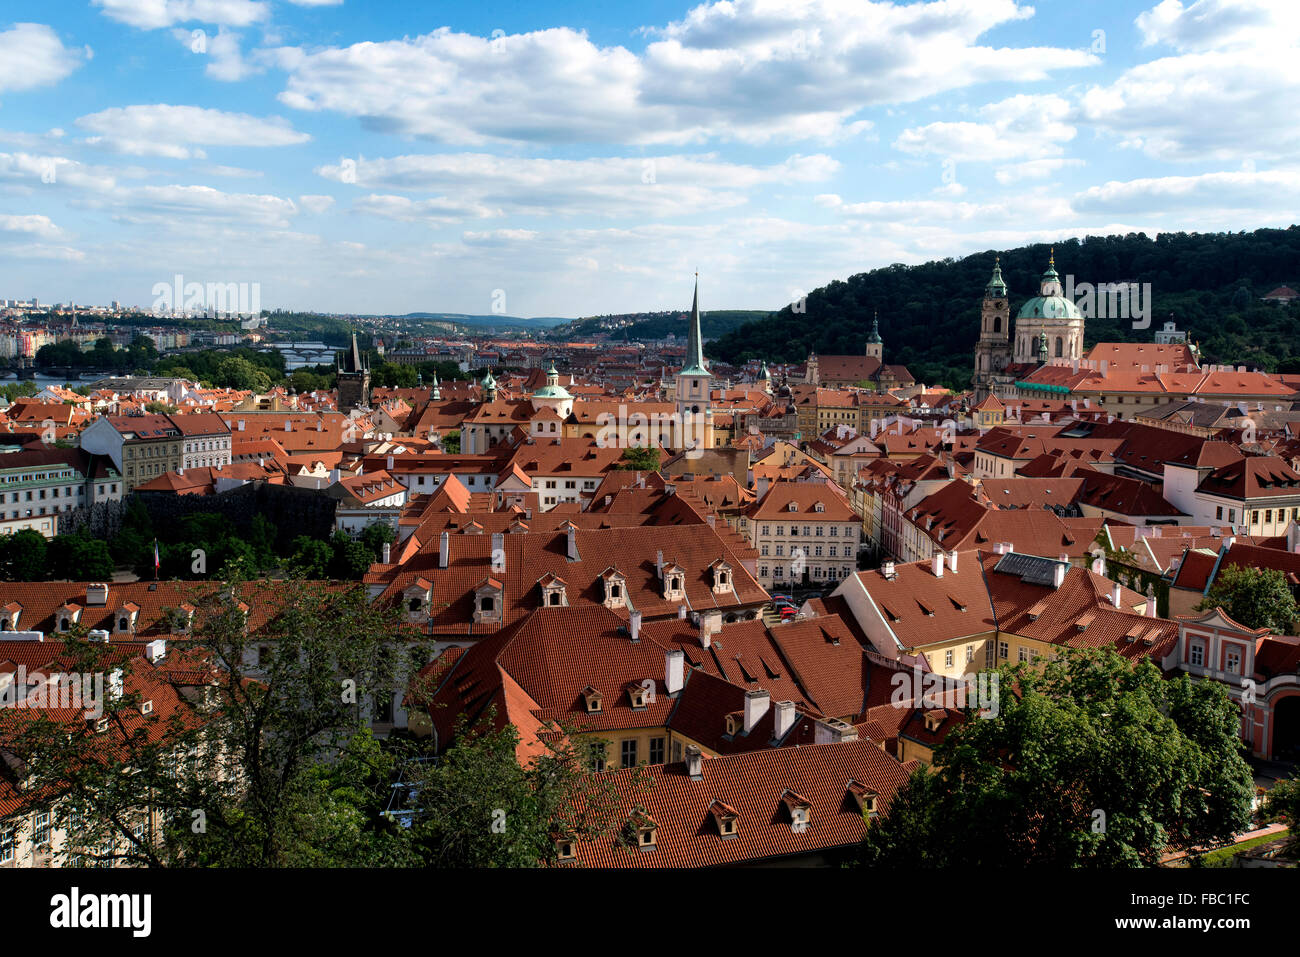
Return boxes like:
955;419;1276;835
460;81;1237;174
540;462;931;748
680;272;710;377
867;311;882;344
985;254;1007;298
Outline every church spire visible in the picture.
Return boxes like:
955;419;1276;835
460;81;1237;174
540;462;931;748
985;254;1007;297
680;272;710;377
867;310;882;344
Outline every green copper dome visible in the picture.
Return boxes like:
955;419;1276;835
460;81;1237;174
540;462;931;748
867;312;882;344
985;256;1008;297
1015;250;1080;320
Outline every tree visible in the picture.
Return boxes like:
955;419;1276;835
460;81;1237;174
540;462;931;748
615;446;660;471
857;649;1255;868
289;535;333;578
330;530;377;579
440;430;460;454
47;533;115;581
1199;563;1298;633
214;356;272;393
1262;776;1300;856
401;712;631;867
1;575;426;868
359;522;395;562
1;528;49;580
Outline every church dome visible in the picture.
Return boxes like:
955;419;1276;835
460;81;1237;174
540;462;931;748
1015;252;1081;321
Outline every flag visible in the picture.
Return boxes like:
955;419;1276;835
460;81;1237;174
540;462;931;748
154;540;160;571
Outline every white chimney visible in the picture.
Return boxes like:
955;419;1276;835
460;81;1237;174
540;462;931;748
1053;563;1066;587
1111;582;1122;607
381;542;391;564
284;419;292;432
655;549;663;576
931;553;944;578
743;689;770;733
773;700;796;739
439;531;450;569
387;454;394;470
678;605;688;619
685;744;703;780
881;559;896;579
665;648;683;694
630;609;642;644
947;550;958;573
491;532;504;572
144;639;166;664
566;524;578;560
238;419;245;431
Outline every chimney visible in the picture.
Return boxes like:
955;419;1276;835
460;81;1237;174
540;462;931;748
699;610;722;647
1111;582;1122;607
387;454;394;471
1053;563;1066;587
685;744;703;780
757;476;770;499
317;418;324;431
630;609;642;644
439;531;449;569
238;419;245;431
947;550;957;573
566;524;578;560
743;689;770;733
144;639;166;664
665;647;683;695
655;549;664;577
284;419;292;432
678;604;688;619
881;559;896;579
381;542;391;564
490;532;504;572
993;542;1006;555
773;700;796;739
706;514;716;528
85;583;109;606
108;669;123;702
931;553;944;578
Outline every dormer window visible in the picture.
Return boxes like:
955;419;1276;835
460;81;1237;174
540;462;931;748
661;562;685;601
140;700;153;716
403;579;432;618
724;712;741;736
710;559;733;595
539;574;567;608
556;838;576;863
923;709;944;732
787;501;798;512
583;686;603;714
0;603;21;631
814;502;825;512
847;780;879;818
602;569;627;609
708;800;739;838
780;789;812;831
114;604;139;635
628;808;657;849
473;578;503;625
628;683;650;710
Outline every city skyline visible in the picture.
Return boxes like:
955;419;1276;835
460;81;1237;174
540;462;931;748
0;0;1295;318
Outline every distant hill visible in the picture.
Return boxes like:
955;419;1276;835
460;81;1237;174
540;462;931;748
707;226;1300;389
394;312;570;330
552;309;770;341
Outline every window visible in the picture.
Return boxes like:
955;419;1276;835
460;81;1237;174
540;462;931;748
999;641;1009;659
621;739;639;768
591;742;607;773
1266;509;1273;524
1018;647;1034;663
1229;509;1236;523
1225;648;1241;674
649;737;665;765
1252;511;1260;526
1216;506;1223;520
966;645;974;663
944;649;953;667
0;822;14;863
1189;642;1204;667
33;811;51;846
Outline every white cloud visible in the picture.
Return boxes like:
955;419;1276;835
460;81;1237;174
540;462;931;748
0;23;84;93
1072;169;1300;217
298;194;335;214
995;158;1085;184
316;151;838;220
1136;0;1297;53
274;1;1096;145
895;94;1075;162
93;0;269;29
76;105;310;158
0;213;63;240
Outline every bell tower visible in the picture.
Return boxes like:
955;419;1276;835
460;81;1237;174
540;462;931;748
971;256;1011;401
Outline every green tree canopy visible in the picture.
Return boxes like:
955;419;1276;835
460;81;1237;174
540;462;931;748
1199;563;1298;633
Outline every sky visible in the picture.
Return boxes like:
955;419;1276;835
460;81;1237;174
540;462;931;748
0;0;1293;318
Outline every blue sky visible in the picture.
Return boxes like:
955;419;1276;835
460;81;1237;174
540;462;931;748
0;0;1292;317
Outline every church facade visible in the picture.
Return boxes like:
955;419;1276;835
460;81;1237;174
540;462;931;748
971;251;1084;402
803;314;914;390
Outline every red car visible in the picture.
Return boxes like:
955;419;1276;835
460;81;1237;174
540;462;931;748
779;606;798;620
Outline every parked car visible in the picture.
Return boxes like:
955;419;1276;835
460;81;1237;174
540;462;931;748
779;606;798;620
770;593;794;604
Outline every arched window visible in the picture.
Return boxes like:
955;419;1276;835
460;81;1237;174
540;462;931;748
1055;337;1064;357
480;596;494;612
992;316;1001;333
